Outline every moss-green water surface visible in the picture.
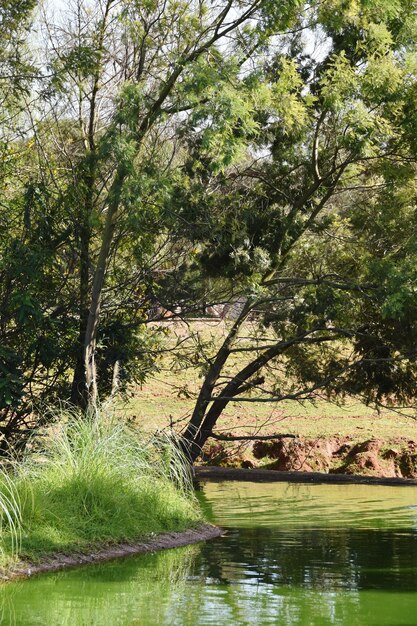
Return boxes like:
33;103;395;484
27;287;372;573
1;481;417;625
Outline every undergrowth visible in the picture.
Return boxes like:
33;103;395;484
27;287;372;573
0;407;201;567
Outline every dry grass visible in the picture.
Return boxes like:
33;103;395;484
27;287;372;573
117;320;417;443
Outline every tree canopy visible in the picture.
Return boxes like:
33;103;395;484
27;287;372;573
0;0;417;457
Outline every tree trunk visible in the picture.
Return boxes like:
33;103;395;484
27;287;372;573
181;301;252;460
70;0;114;408
70;208;91;408
182;327;328;461
82;168;125;406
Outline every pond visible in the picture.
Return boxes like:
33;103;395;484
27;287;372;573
1;481;417;625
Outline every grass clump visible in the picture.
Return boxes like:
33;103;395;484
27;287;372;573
0;408;201;567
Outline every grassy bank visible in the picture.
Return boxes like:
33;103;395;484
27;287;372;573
0;409;202;569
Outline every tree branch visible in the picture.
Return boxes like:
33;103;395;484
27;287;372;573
210;432;297;441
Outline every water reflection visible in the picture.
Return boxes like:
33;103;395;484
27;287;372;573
200;481;417;531
0;545;199;626
196;527;417;591
1;481;417;625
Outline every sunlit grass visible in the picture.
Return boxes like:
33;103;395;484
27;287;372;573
0;406;201;568
117;321;415;442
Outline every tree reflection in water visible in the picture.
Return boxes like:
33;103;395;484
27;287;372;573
2;481;417;625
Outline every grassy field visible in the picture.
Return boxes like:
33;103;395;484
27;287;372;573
118;320;417;445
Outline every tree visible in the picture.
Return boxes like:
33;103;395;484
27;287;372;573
75;0;303;406
0;0;42;450
173;0;417;460
0;0;303;451
27;0;304;408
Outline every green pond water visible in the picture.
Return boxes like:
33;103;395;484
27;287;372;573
1;481;417;625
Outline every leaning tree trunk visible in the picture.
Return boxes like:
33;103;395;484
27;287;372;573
181;324;323;462
181;302;253;461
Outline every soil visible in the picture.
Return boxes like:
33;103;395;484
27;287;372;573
203;436;417;480
0;523;222;583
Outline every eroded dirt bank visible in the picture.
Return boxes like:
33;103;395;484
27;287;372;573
0;524;222;583
202;436;417;480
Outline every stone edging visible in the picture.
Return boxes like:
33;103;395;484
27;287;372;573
0;523;222;582
194;465;417;486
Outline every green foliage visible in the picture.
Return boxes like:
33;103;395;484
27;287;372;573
1;0;417;455
0;347;23;408
0;0;36;121
0;407;200;565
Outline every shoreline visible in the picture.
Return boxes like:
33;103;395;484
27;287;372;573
195;465;417;486
5;465;416;583
0;523;222;583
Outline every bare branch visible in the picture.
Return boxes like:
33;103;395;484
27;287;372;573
210;432;297;441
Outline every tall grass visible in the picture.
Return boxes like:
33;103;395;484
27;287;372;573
0;408;201;567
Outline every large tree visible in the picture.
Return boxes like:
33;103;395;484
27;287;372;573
0;0;302;450
173;0;417;460
36;0;303;407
